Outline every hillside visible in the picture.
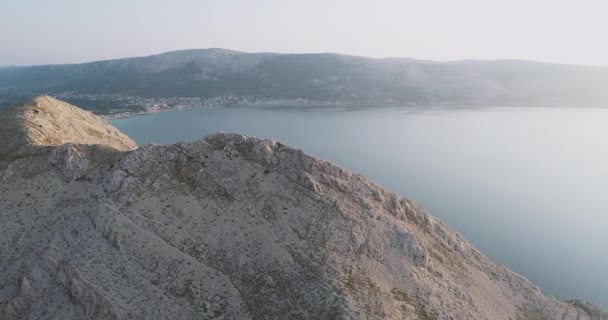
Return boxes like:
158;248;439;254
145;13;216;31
1;49;608;115
1;97;607;319
0;96;136;159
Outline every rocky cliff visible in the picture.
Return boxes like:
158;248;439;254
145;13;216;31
0;97;606;320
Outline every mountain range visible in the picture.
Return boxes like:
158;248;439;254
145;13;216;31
1;49;608;114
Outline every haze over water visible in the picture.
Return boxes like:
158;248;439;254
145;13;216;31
111;105;608;308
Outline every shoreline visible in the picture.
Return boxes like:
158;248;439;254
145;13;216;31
99;100;608;121
101;108;182;120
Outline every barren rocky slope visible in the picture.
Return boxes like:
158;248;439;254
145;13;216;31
0;97;606;319
0;96;136;160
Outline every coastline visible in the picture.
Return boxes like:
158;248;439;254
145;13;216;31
101;106;187;120
98;99;608;121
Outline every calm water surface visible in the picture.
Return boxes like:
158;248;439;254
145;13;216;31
111;105;608;308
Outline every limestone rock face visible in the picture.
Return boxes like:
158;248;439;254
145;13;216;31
0;98;607;320
0;96;137;159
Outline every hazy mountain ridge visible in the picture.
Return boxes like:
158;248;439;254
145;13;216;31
2;49;608;114
1;96;607;319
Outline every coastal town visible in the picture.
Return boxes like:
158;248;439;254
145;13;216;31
46;92;337;118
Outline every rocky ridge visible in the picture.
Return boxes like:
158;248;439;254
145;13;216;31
0;96;136;159
0;97;606;319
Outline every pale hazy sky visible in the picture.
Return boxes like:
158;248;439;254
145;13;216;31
1;0;607;66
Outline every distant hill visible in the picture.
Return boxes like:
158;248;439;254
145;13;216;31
1;49;608;114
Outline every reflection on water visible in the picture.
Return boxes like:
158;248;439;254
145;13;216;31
111;105;608;308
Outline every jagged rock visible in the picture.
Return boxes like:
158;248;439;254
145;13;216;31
0;97;607;320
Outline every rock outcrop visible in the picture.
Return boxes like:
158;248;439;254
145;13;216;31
0;96;136;160
0;97;606;320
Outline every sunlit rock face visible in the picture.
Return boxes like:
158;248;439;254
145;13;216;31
1;97;606;320
0;96;137;159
